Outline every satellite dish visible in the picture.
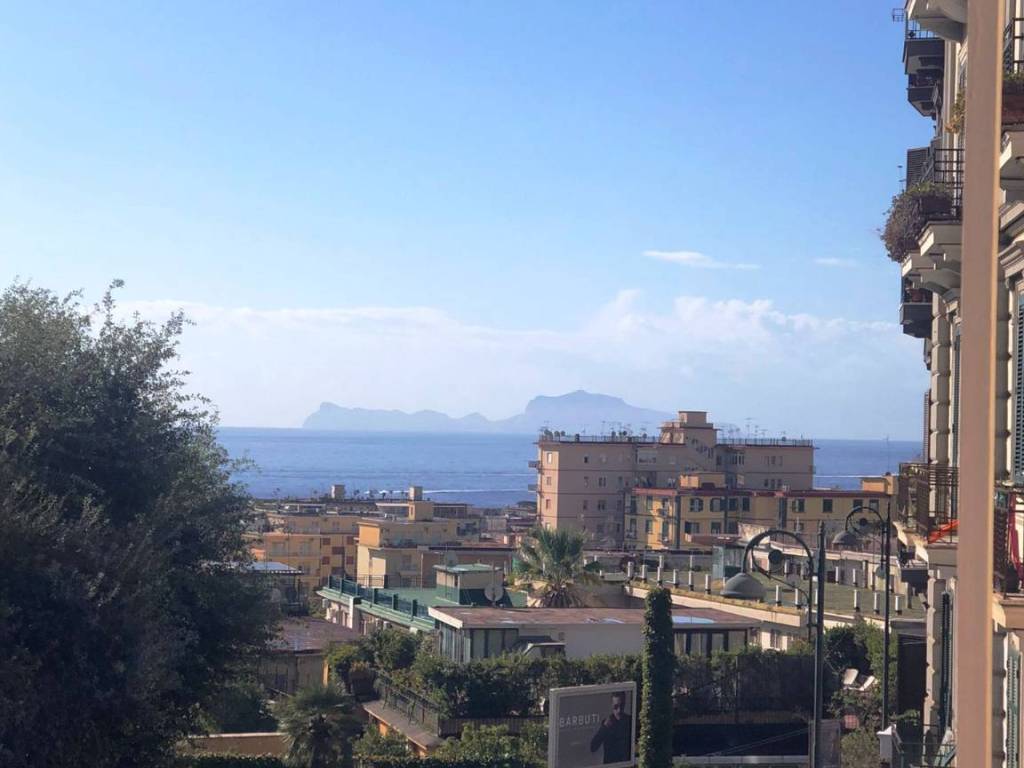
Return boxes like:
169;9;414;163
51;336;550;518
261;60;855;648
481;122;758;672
484;584;506;604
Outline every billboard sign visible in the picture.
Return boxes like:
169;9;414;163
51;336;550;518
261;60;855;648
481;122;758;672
548;682;637;768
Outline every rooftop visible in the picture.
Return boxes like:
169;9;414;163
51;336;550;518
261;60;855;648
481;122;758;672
428;605;756;630
269;618;362;653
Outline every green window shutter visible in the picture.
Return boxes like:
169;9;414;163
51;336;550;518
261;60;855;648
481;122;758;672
952;327;961;467
940;592;954;734
1015;294;1024;484
1009;651;1021;768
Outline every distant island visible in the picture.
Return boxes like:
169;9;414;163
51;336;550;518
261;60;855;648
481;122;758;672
301;390;674;434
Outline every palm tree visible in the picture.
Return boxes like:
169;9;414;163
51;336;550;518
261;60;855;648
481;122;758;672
275;684;362;768
515;527;599;607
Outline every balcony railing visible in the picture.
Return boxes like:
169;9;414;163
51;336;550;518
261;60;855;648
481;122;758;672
921;146;964;217
1006;17;1024;73
897;463;958;541
373;673;544;738
995;485;1024;594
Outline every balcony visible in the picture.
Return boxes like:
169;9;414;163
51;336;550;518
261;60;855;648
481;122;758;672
994;485;1024;595
906;74;940;117
904;19;945;75
900;281;932;339
527;459;540;469
904;0;966;43
896;462;958;543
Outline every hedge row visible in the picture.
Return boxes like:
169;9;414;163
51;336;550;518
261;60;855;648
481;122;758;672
360;759;535;768
175;755;285;768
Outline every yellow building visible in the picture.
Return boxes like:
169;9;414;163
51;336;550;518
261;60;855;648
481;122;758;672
356;488;513;587
251;510;365;593
535;410;815;546
625;476;893;551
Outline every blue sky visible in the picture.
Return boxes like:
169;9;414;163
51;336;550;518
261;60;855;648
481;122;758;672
1;2;930;438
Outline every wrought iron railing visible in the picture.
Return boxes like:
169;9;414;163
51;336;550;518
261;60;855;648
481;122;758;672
373;673;544;737
995;485;1024;594
921;147;964;217
1006;17;1024;73
897;463;958;540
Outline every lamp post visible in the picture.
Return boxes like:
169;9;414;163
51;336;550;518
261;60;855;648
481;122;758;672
721;523;827;768
832;501;892;730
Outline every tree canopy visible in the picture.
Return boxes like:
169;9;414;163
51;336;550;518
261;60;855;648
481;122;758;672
0;282;272;767
514;527;598;607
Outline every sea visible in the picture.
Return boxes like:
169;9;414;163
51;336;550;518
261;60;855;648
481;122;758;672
217;428;921;508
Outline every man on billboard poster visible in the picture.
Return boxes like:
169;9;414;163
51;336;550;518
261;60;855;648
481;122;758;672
588;690;631;764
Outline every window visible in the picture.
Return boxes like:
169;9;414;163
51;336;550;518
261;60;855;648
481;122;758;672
661;521;669;537
582;500;589;511
711;522;722;534
792;499;805;513
684;522;700;534
741;497;750;512
544;499;551;510
617;476;623;487
823;499;833;513
645;519;653;534
728;498;738;512
597;499;607;512
546;451;553;464
629;518;637;531
598;476;607;487
583;476;589;487
583;455;589;464
601;453;607;464
597;523;605;534
616;499;623;511
689;498;704;512
331;546;344;555
321;556;330;565
545;475;552;486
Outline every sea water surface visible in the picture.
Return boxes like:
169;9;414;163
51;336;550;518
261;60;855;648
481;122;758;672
217;428;921;507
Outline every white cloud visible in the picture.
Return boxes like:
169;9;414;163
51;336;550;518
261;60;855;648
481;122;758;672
814;257;858;268
644;250;759;271
120;292;926;439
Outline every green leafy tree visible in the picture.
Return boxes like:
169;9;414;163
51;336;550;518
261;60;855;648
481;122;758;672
275;685;362;768
199;674;279;734
434;724;545;768
840;729;880;768
514;527;598;607
0;283;273;768
638;587;674;768
369;628;419;673
353;728;409;763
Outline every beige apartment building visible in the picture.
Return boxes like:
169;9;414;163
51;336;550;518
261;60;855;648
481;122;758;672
625;475;893;551
356;488;512;587
534;410;814;546
250;510;367;593
885;2;1024;764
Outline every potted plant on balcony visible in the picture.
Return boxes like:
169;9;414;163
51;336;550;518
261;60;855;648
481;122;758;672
1006;71;1024;126
944;75;1024;131
881;181;953;262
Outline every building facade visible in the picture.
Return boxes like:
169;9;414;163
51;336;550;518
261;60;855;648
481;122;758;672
887;2;1024;764
534;410;815;546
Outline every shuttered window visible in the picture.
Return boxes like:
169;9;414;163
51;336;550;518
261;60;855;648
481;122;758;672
952;326;961;467
1015;294;1024;483
1009;650;1021;768
939;592;954;734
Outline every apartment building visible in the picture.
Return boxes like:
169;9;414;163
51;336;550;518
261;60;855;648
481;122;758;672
534;410;814;546
886;2;1024;764
625;478;892;550
250;509;368;593
356;487;512;587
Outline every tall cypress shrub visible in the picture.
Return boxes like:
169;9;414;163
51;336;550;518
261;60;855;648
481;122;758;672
638;587;675;768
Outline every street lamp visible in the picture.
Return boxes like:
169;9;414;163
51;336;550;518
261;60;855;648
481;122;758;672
832;501;893;731
721;523;827;768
